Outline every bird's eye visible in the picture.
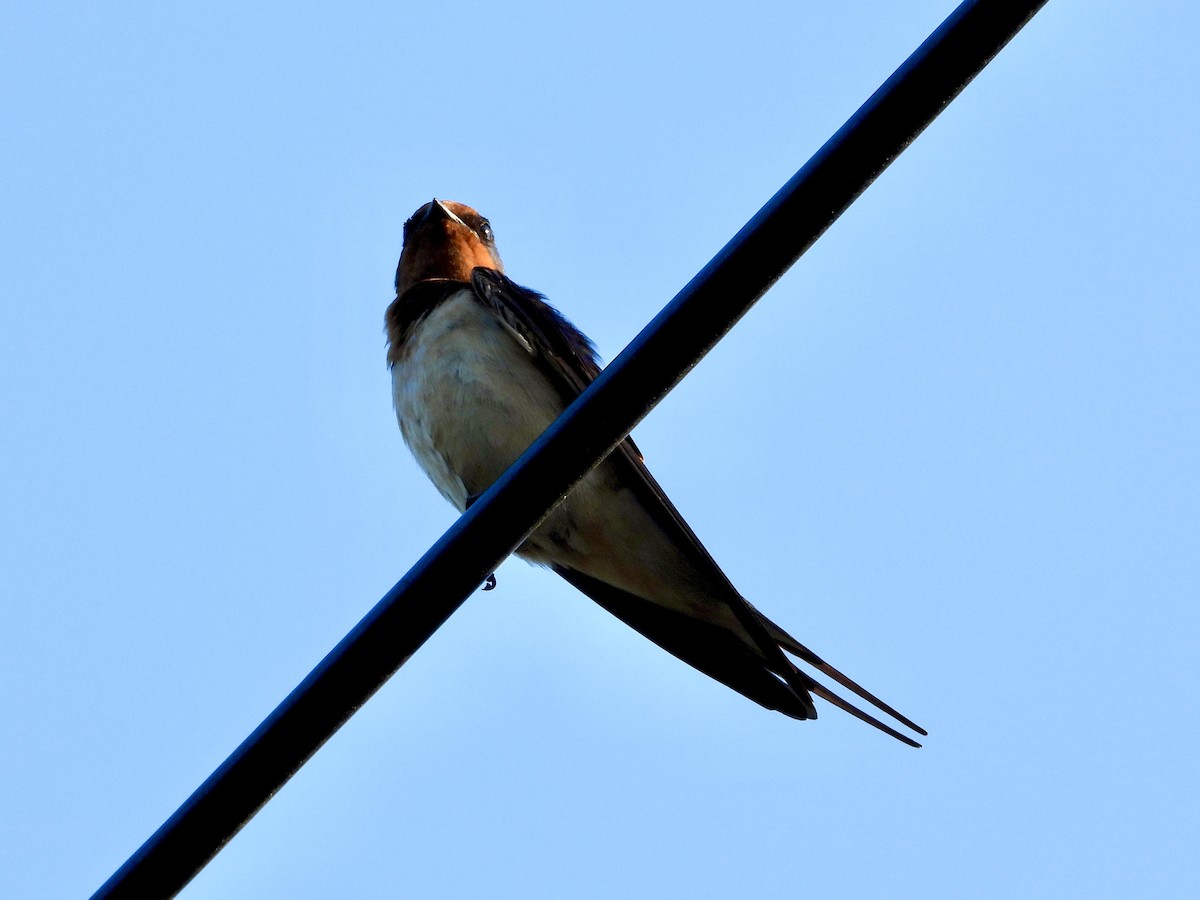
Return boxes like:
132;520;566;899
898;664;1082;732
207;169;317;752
478;220;495;243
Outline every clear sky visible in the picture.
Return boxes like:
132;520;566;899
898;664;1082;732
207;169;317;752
3;1;1198;897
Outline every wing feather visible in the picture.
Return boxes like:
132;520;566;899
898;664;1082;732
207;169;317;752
469;267;923;745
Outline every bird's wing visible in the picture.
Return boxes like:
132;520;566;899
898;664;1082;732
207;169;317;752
470;267;924;745
551;565;814;718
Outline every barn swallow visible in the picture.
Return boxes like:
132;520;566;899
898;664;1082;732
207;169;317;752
387;199;925;746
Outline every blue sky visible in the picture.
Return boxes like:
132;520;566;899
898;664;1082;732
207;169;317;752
3;1;1198;897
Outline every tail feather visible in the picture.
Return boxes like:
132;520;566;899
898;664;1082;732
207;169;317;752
801;674;923;748
554;564;926;746
759;613;926;737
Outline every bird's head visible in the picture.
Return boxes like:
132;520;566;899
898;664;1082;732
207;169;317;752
394;199;503;297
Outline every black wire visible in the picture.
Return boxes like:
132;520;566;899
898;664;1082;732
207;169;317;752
91;1;1049;896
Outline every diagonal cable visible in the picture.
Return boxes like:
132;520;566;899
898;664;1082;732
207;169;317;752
92;1;1049;896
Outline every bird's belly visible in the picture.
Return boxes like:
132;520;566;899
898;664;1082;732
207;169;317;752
392;291;565;511
392;290;720;619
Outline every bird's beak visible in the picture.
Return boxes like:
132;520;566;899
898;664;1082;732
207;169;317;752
424;199;466;228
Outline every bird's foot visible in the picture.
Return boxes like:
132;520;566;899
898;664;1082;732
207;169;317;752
464;494;497;591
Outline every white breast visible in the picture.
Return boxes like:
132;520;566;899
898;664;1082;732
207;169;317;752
391;288;732;622
391;289;566;512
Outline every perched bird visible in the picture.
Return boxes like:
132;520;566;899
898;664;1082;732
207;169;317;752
387;199;925;746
